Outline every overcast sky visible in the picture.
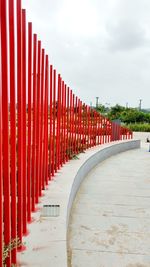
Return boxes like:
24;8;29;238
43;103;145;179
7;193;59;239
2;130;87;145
22;0;150;108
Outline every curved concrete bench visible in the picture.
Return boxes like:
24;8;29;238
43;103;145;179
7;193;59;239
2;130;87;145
17;139;140;267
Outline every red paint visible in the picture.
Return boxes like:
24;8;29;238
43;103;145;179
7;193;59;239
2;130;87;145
0;1;133;265
9;0;17;263
1;0;11;265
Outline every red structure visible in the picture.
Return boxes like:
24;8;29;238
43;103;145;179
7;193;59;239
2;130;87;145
0;1;132;266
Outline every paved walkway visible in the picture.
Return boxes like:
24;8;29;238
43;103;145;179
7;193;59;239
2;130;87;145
68;138;150;267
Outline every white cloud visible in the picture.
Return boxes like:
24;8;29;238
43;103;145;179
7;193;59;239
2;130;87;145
106;20;147;51
22;0;150;108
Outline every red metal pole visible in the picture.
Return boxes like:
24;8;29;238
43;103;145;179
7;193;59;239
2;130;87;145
40;49;45;191
72;94;75;155
90;108;92;147
22;8;27;235
66;87;69;161
9;0;17;262
99;113;101;145
61;80;64;166
1;0;11;265
49;65;53;179
57;75;61;169
27;22;32;222
70;90;72;158
94;111;97;146
79;100;82;151
43;54;46;184
44;55;49;185
52;69;56;174
104;116;106;143
0;86;2;267
17;0;23;247
63;85;67;163
56;74;61;169
90;108;93;147
85;105;88;149
35;40;41;203
0;1;3;264
32;34;37;211
74;97;78;153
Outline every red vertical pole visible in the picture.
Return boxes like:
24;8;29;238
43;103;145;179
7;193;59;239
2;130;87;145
101;115;104;144
1;0;11;265
0;84;2;267
90;107;93;146
97;112;99;145
87;106;90;148
63;85;67;163
74;97;78;153
56;74;60;169
102;116;104;143
83;103;86;150
58;77;62;169
27;22;32;222
36;40;41;203
104;116;106;143
52;69;56;174
57;75;61;169
66;87;69;161
17;0;23;246
40;49;45;191
71;94;75;155
93;110;96;146
0;1;3;264
84;103;86;148
99;114;101;144
70;90;72;158
79;100;82;151
85;105;88;149
42;54;46;184
81;101;84;151
92;109;95;146
61;81;63;164
9;0;17;262
22;9;27;235
96;112;98;146
44;55;49;185
32;34;37;211
61;81;64;166
49;65;53;179
90;108;93;147
95;112;98;145
106;119;109;143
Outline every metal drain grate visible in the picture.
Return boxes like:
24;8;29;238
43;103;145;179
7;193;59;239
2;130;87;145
41;205;60;217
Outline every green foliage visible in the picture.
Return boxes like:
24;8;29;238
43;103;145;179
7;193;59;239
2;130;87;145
95;103;150;131
95;104;108;114
126;123;150;132
107;104;150;124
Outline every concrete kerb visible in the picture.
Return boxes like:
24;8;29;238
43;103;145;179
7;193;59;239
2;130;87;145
17;139;140;267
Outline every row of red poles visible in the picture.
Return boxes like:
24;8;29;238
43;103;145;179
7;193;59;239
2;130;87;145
0;0;133;266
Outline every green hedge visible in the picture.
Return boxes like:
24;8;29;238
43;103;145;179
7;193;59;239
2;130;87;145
126;123;150;132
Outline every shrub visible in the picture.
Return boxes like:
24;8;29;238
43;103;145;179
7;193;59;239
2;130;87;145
126;123;150;132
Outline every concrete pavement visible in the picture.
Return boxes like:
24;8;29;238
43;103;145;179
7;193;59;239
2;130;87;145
68;134;150;267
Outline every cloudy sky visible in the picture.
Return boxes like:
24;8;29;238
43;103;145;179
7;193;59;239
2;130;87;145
22;0;150;108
